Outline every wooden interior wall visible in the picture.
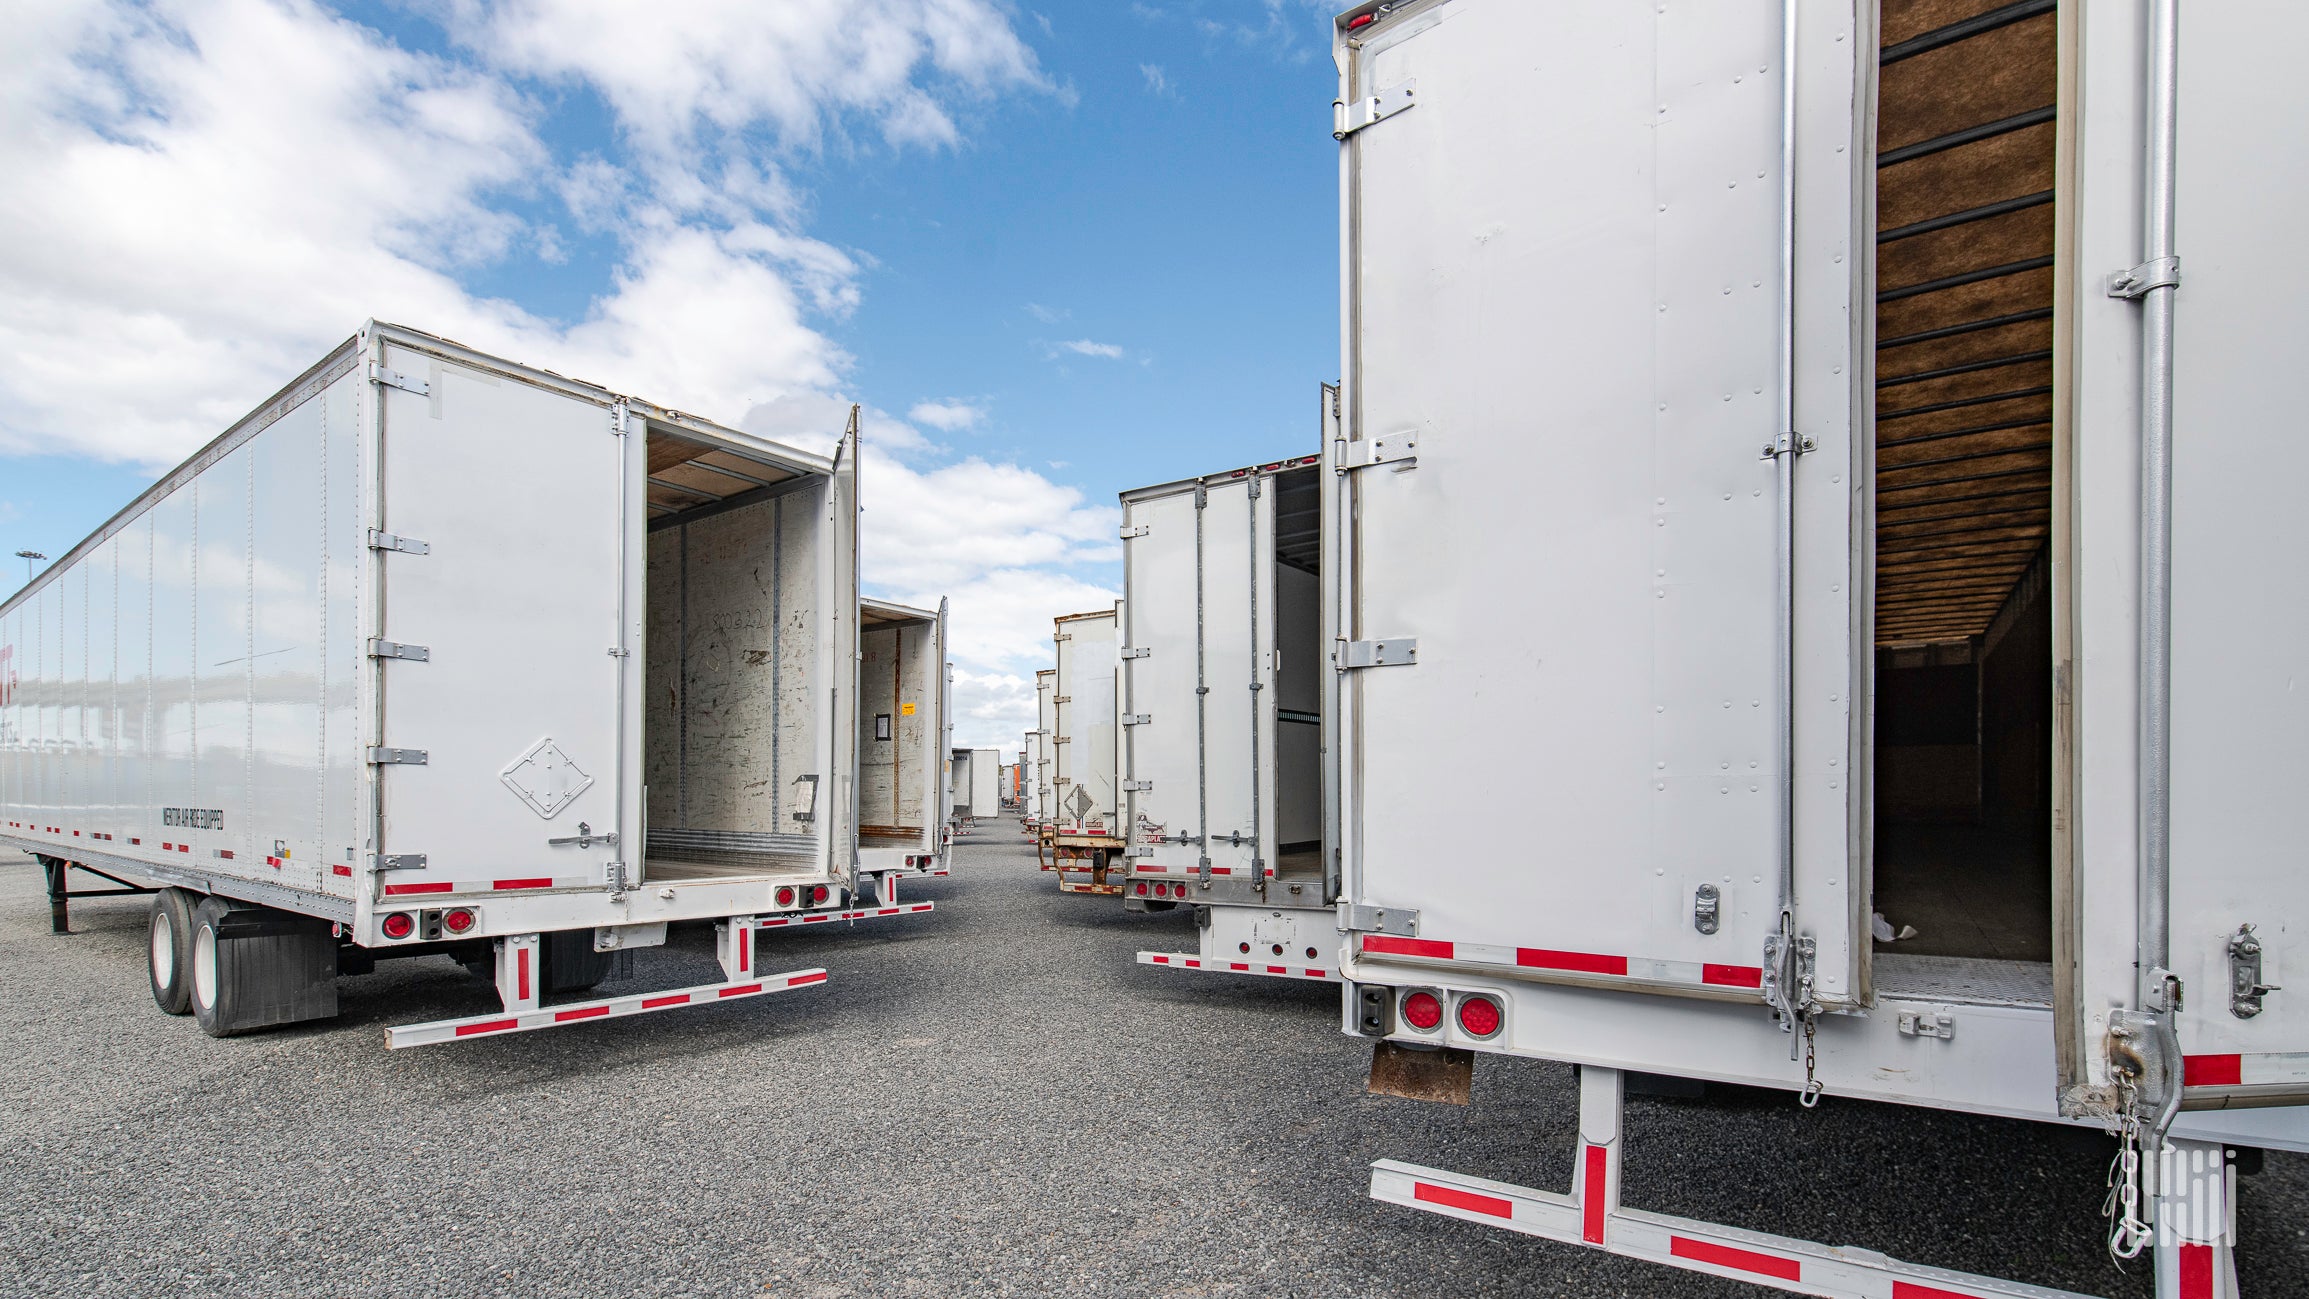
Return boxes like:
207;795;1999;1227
1875;0;2057;646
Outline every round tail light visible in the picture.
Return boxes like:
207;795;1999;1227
1134;882;1148;896
775;886;795;906
380;912;415;941
810;885;830;905
1457;994;1503;1039
1238;942;1251;954
442;908;475;935
1401;990;1443;1031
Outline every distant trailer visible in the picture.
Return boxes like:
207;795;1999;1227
1049;605;1122;894
0;322;934;1047
1027;669;1057;856
855;597;950;888
1118;450;1336;983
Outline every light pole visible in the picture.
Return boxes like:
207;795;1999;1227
14;550;43;585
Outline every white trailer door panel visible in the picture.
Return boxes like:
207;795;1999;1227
1339;0;1857;999
374;344;626;882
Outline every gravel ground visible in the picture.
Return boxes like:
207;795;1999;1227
0;825;2301;1298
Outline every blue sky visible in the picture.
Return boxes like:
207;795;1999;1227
0;0;1346;745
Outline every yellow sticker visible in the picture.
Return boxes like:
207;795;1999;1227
901;702;916;716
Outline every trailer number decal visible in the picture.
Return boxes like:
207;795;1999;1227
162;807;224;830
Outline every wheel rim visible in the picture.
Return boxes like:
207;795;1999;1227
192;923;218;1011
151;911;176;990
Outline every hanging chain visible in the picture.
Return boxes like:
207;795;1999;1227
2102;1076;2154;1261
1798;1015;1824;1108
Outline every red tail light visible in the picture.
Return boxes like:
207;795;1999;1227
442;908;475;935
1134;882;1148;896
381;912;415;940
775;886;795;906
1458;994;1503;1038
810;885;830;905
1401;990;1443;1030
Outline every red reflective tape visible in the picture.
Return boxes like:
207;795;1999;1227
178;845;189;853
719;983;764;998
331;864;351;876
1229;962;1250;971
554;1006;610;1022
737;926;751;972
641;994;690;1009
1210;867;1232;875
1669;1237;1801;1282
2176;1244;2216;1299
1582;1144;1608;1243
763;917;791;927
383;882;454;896
493;877;553;891
455;1019;519;1037
1151;955;1170;964
878;907;900;915
1184;959;1201;968
1413;1181;1514;1219
788;971;829;987
518;948;531;1002
2184;1054;2242;1087
1141;866;1165;873
1306;969;1326;978
1702;964;1765;988
803;914;831;923
162;843;172;851
215;849;233;859
1363;934;1454;960
1266;965;1286;974
1893;1282;1987;1299
1517;948;1628;976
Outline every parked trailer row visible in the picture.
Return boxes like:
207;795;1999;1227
1319;2;2305;1296
0;323;944;1047
1046;605;1123;893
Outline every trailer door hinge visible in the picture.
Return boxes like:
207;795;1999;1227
2108;255;2181;299
1333;78;1417;140
367;529;430;555
1342;638;1417;669
368;361;431;397
1119;524;1150;539
1760;431;1817;460
1122;780;1153;793
1128;846;1156;858
1053;695;1071;705
1343;903;1419;937
372;853;427;872
367;746;429;765
2228;924;2281;1019
1337;430;1418;471
367;639;430;662
1121;647;1151;660
1122;714;1151;726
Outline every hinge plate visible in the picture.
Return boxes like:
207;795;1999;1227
1121;647;1151;660
1338;430;1418;471
368;639;431;662
373;853;427;872
1119;524;1150;539
1760;431;1817;460
1343;902;1419;937
368;746;429;766
1122;780;1153;793
1334;78;1417;140
1342;638;1417;668
1122;714;1151;726
368;361;431;397
1052;695;1071;705
2108;255;2181;299
367;529;430;555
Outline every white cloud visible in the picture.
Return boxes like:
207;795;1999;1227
1056;338;1126;360
907;400;985;432
1023;302;1068;324
1140;63;1171;96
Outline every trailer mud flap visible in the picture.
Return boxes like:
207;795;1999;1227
384;966;828;1048
1368;1039;1473;1106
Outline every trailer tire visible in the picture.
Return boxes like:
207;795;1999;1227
186;897;339;1038
187;898;239;1036
147;888;198;1015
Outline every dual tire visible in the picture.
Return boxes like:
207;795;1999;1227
149;890;332;1036
147;887;198;1016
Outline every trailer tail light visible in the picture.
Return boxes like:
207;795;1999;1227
381;912;415;941
1457;993;1503;1039
1401;990;1444;1031
810;885;831;905
442;908;475;935
776;886;795;907
1134;882;1148;896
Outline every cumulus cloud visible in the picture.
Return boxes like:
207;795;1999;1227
0;0;1103;747
1055;338;1126;360
907;400;985;432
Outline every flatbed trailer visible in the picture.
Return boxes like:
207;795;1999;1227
1118;451;1338;984
1324;3;2306;1295
0;322;935;1046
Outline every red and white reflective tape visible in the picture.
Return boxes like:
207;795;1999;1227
1372;1159;2094;1299
384;967;830;1048
2183;1050;2309;1089
755;902;935;929
378;876;593;898
1133;865;1236;876
1138;951;1339;983
1358;933;1764;995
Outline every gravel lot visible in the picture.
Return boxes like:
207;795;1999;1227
1;824;2301;1298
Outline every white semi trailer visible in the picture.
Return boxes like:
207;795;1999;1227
0;323;932;1047
1119;452;1337;983
1048;605;1123;893
1028;668;1056;847
1326;2;2304;1295
855;597;949;888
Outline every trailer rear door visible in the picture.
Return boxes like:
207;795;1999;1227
1334;0;1859;1004
371;339;629;886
